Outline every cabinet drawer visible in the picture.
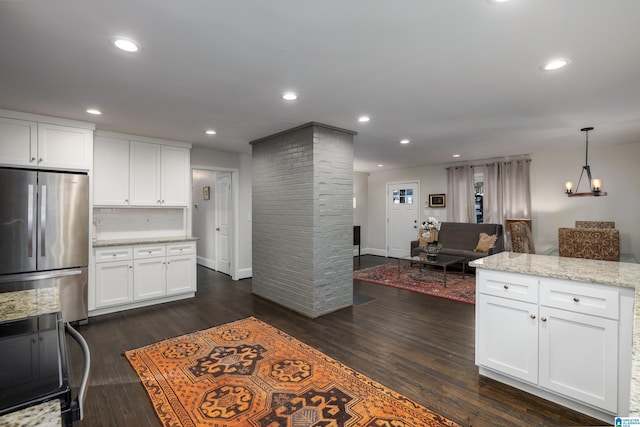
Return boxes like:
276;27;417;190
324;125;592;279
478;270;538;303
95;247;133;263
166;242;195;256
540;279;619;320
133;245;166;259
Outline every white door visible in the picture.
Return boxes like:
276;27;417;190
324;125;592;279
215;172;232;275
387;181;419;258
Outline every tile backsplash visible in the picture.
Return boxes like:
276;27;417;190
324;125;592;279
94;208;186;240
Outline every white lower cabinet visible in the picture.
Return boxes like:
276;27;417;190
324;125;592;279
93;241;196;312
94;247;134;308
476;269;632;421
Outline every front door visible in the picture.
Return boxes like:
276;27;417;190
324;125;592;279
387;181;419;258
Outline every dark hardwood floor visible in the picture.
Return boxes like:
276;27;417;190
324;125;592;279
67;255;607;426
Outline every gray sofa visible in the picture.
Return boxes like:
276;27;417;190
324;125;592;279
410;222;504;262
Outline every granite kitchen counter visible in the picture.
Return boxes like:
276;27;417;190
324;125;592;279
470;251;640;417
0;287;60;323
92;236;198;247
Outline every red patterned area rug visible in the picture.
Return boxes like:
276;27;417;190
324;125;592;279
354;263;476;304
125;317;461;427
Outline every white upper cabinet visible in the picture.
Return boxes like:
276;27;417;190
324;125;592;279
37;123;93;170
93;136;130;206
0;117;37;167
160;145;190;206
93;132;191;207
0;116;93;171
129;141;162;206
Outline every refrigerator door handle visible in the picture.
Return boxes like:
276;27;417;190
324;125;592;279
40;184;47;257
28;184;35;258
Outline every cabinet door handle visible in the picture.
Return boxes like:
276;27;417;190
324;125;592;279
573;297;580;303
530;314;536;319
39;158;43;162
157;200;161;204
503;284;509;289
31;156;36;162
125;199;128;203
541;317;547;322
129;265;133;269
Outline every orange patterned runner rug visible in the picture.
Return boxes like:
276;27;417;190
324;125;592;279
125;316;461;427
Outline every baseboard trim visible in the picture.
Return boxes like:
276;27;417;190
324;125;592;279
235;267;252;280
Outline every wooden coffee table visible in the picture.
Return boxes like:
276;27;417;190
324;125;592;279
397;253;466;287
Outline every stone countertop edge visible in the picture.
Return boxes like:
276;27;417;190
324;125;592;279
93;236;198;247
0;287;61;324
469;252;640;417
0;399;61;426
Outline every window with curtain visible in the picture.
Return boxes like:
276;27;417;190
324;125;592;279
447;159;531;225
483;159;531;226
446;165;476;222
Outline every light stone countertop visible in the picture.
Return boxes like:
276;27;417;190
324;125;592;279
469;252;640;417
93;236;198;247
0;287;61;323
0;399;61;427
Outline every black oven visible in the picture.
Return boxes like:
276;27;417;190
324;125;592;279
0;312;90;426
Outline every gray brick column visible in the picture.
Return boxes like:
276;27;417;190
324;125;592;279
250;122;355;318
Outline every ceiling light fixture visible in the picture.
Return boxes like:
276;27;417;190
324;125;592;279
282;92;298;101
542;58;570;71
113;37;140;53
400;139;410;144
205;129;217;135
486;0;511;4
564;127;607;197
358;116;370;123
377;164;384;168
452;154;461;158
86;108;102;115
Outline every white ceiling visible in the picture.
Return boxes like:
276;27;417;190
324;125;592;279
1;1;639;172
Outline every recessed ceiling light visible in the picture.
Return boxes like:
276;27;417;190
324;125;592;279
377;164;384;167
452;154;461;158
205;129;217;135
400;139;410;145
86;108;102;115
113;37;140;53
486;0;511;4
358;116;370;123
282;92;298;101
542;58;570;71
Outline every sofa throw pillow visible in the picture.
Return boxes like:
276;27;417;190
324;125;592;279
475;233;498;253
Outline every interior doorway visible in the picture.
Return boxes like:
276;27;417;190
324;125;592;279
192;168;234;276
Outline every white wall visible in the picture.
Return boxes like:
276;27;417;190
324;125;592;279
192;169;216;268
364;141;640;262
366;165;448;254
530;141;640;260
353;171;369;249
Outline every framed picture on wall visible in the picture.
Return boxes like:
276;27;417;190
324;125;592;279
203;186;210;200
429;193;446;208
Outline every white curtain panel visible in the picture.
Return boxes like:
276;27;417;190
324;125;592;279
446;165;475;222
484;159;532;226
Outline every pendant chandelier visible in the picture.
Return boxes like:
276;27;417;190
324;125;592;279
564;127;607;197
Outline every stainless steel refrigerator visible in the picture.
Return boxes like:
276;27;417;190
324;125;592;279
0;168;89;322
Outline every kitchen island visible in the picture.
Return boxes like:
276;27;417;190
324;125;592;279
470;252;640;422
